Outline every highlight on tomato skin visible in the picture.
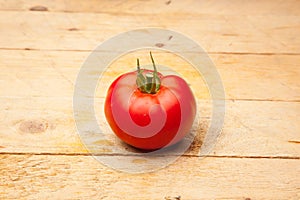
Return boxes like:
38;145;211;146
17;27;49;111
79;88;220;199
104;52;196;150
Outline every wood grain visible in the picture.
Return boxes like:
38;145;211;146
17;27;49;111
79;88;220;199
0;11;299;53
1;0;300;16
0;50;299;101
0;49;299;156
1;96;299;157
1;154;299;199
0;0;299;199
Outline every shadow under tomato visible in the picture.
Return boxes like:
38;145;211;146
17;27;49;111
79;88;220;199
118;118;209;156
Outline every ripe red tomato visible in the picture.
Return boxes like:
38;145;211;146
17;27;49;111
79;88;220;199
105;53;196;150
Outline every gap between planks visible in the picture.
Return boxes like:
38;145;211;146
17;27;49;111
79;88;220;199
1;47;300;56
1;96;300;103
0;152;299;160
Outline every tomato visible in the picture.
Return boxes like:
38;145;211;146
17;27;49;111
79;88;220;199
104;53;196;150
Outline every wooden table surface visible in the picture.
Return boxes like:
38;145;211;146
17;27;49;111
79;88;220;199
1;0;300;199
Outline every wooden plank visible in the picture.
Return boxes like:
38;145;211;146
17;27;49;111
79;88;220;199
0;11;299;53
1;0;300;16
0;50;299;101
0;50;299;156
0;154;299;199
1;95;299;157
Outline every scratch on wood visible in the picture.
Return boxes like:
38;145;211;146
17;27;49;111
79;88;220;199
46;53;74;86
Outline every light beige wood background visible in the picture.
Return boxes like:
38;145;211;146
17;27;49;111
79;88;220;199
0;0;299;199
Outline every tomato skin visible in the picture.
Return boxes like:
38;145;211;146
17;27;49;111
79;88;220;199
104;70;196;150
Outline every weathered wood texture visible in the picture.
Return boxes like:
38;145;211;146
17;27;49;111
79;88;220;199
1;155;300;199
1;0;300;15
0;50;299;157
0;5;299;53
1;97;300;157
0;0;299;199
0;50;299;101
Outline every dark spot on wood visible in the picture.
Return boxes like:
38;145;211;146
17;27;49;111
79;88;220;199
10;176;20;181
165;196;181;200
19;120;48;134
245;198;251;200
168;35;173;40
68;27;79;31
0;146;4;148
165;0;172;5
288;140;300;144
155;43;165;48
29;6;48;12
24;48;31;50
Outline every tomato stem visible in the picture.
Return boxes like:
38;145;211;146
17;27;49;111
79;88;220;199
136;58;146;92
136;52;161;94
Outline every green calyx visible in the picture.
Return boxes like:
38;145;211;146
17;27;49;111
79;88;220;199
136;52;161;94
